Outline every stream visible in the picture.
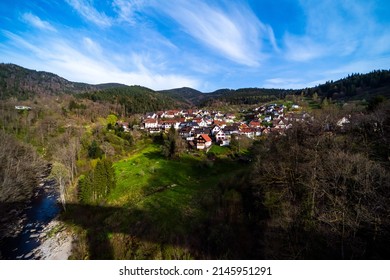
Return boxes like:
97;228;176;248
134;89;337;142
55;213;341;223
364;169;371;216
0;179;60;259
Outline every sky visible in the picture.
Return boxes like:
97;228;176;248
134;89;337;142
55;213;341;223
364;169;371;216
0;0;389;91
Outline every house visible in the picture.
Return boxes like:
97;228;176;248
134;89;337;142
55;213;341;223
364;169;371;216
273;119;286;130
194;128;211;137
148;128;161;134
204;116;213;126
15;105;31;110
263;115;272;122
186;121;200;129
179;126;193;138
193;118;208;127
215;130;228;143
164;110;180;118
249;120;261;128
255;128;262;137
225;113;235;120
159;119;180;130
143;118;158;129
211;125;221;135
116;121;130;132
292;104;300;110
145;112;157;119
213;120;226;128
240;127;255;138
196;134;212;150
239;123;249;130
337;116;350;127
223;125;240;135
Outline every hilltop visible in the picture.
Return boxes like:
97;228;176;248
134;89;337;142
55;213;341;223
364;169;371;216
1;63;390;110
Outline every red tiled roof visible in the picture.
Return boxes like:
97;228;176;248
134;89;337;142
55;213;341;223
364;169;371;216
249;121;261;127
144;118;157;123
200;134;212;142
240;127;255;133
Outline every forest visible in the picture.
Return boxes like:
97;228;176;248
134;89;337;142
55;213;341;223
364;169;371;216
0;65;389;259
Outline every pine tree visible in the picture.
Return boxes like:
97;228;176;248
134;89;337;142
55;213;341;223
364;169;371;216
78;159;116;204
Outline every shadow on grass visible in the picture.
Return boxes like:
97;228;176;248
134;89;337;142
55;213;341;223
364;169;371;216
2;195;390;259
0;152;261;260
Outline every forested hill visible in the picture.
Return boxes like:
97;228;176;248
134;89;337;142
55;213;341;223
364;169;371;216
1;63;389;107
202;88;299;106
158;87;207;107
307;70;390;100
160;70;390;107
0;63;96;99
0;64;134;100
78;86;187;114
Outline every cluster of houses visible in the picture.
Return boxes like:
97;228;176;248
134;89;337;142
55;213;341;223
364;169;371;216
132;104;308;150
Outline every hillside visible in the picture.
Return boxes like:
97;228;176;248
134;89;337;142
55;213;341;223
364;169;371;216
79;86;187;114
159;87;206;107
159;71;390;107
0;63;96;99
308;70;390;100
1;63;389;108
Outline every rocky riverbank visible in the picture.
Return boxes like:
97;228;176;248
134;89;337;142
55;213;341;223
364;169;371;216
32;220;74;260
0;178;65;259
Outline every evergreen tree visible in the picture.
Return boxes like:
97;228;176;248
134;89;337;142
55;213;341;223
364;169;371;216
78;158;116;204
88;140;103;159
162;125;185;159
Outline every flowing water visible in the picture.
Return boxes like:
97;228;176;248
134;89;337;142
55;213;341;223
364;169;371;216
0;179;60;259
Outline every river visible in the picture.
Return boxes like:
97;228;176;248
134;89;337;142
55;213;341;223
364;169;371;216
0;179;61;259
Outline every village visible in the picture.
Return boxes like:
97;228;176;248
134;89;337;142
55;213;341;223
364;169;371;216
117;103;311;151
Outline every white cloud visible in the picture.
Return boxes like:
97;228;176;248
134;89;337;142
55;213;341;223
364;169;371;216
283;0;385;62
157;1;271;67
66;0;112;27
83;37;102;55
22;12;56;31
112;0;144;24
283;35;326;61
0;30;199;90
264;77;325;89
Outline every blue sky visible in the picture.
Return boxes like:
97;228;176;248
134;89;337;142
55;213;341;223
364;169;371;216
0;0;389;91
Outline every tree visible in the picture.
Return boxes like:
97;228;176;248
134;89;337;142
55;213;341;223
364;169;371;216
106;114;118;129
162;125;185;159
50;162;71;210
230;134;240;153
78;158;116;204
88;140;103;159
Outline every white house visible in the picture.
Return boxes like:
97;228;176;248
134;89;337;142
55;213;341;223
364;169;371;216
143;118;158;129
215;130;227;143
211;125;221;135
196;134;212;150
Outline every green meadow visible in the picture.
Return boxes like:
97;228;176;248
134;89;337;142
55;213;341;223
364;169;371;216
69;141;247;259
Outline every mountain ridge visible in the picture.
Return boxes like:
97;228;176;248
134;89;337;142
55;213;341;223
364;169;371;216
1;63;389;106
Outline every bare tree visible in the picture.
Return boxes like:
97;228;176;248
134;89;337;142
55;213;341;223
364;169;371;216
50;162;71;210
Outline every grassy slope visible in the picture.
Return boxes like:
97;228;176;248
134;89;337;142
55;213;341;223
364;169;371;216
71;142;244;259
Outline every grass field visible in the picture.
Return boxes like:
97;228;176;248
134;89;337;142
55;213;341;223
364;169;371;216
67;142;247;259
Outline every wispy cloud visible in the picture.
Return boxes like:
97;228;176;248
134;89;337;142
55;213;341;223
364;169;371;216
112;0;144;24
22;12;56;32
283;0;383;62
283;35;326;61
66;0;112;27
0;30;198;90
83;37;102;56
156;1;274;67
264;77;325;89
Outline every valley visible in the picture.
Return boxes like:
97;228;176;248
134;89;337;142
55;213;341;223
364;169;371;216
0;64;389;259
